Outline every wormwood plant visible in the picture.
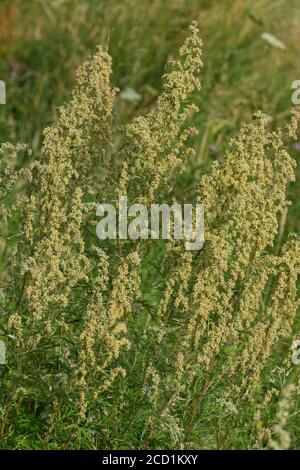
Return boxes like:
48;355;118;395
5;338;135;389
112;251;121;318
0;23;300;450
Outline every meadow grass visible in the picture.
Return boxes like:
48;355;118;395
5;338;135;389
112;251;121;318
0;0;300;450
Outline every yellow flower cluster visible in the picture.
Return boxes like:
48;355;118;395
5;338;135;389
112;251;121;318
269;383;299;450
